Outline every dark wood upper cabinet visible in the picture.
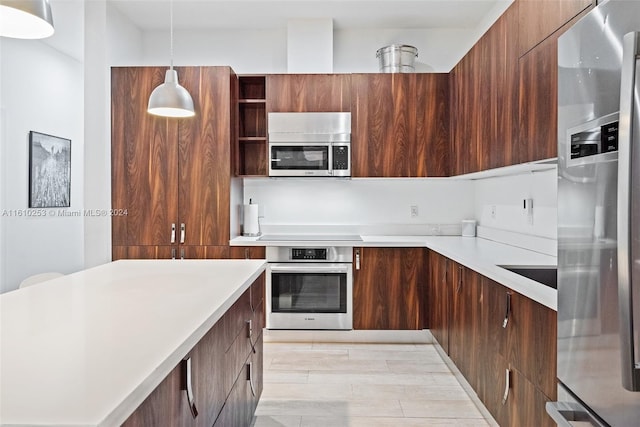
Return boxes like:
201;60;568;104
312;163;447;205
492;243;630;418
353;247;425;330
111;66;235;258
450;3;518;174
266;74;351;112
178;67;233;246
517;0;594;57
111;67;179;247
517;34;558;163
516;9;593;164
351;73;449;177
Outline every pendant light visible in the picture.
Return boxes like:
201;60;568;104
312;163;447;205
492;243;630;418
0;0;54;39
147;0;195;118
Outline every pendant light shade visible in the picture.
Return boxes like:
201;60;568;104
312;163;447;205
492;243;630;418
147;0;195;118
0;0;54;39
148;69;195;118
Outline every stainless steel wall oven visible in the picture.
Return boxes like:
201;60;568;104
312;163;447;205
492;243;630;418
265;246;353;330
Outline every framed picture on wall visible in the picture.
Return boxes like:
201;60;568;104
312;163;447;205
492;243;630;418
28;131;71;208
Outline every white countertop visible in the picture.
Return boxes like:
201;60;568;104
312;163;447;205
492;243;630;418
0;259;266;427
230;234;557;310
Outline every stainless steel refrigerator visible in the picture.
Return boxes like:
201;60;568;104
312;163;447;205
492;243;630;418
550;0;640;425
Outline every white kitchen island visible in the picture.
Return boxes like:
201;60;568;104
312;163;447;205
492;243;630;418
0;259;266;427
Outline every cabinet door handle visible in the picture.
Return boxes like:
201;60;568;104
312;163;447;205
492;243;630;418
181;356;199;418
502;368;511;405
456;266;463;293
247;320;256;353
171;248;176;260
171;223;176;244
502;292;512;329
180;248;185;260
355;249;361;270
246;362;256;397
245;248;250;259
180;223;186;244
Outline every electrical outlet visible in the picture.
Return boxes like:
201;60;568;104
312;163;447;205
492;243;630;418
491;205;497;219
410;205;419;217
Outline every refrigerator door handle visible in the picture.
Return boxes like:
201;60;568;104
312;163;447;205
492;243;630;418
617;31;640;392
546;401;607;427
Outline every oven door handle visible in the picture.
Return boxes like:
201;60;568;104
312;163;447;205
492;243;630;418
268;264;351;274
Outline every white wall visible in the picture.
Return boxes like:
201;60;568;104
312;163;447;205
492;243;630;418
474;169;558;239
0;38;85;293
82;1;147;271
288;19;333;73
139;27;474;73
334;28;474;73
141;29;288;72
243;178;475;234
107;2;144;65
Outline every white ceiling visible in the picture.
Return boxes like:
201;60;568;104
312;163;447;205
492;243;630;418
41;0;512;67
109;0;511;31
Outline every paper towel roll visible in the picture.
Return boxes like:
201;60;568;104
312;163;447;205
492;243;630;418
243;204;260;236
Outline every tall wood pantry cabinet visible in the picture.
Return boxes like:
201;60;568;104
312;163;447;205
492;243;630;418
111;66;236;259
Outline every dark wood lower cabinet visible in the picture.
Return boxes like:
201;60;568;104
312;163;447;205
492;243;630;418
113;245;265;261
508;368;556;427
121;363;193;427
507;290;557;400
427;252;556;427
112;245;231;260
427;251;450;352
122;274;264;427
449;264;481;391
353;247;425;330
229;246;266;260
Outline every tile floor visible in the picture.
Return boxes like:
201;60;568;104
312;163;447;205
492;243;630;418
252;342;497;427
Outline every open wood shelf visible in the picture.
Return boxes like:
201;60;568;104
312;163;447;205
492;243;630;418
237;75;268;177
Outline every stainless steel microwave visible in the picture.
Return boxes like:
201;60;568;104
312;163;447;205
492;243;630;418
268;112;351;177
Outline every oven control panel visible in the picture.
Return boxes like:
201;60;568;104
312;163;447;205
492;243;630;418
291;248;327;260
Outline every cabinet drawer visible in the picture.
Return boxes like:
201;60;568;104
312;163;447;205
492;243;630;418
224;289;252;352
215;335;263;427
225;321;253;393
507;292;557;399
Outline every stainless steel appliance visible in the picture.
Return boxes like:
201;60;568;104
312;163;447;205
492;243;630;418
265;246;353;330
549;1;640;425
268;112;351;177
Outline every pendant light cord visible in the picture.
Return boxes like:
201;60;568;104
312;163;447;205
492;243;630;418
170;0;174;71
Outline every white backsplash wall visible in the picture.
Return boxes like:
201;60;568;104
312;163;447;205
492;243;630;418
243;178;474;234
474;168;557;239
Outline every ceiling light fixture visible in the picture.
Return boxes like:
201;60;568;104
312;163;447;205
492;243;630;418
147;0;195;118
0;0;54;39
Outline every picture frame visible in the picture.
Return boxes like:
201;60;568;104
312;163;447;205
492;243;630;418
28;131;71;208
